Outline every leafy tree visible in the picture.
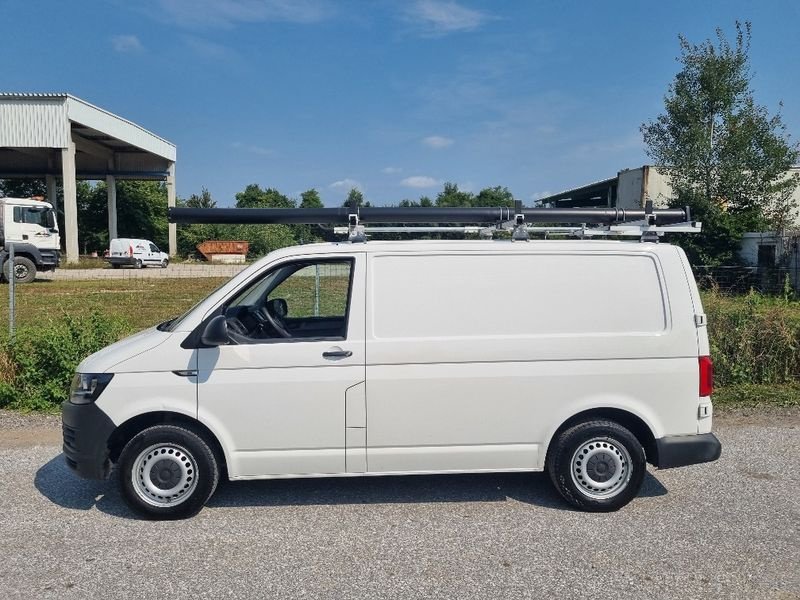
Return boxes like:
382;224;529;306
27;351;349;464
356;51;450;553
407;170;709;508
296;189;327;243
475;186;515;207
0;179;46;198
342;187;370;208
299;188;324;209
436;182;474;207
185;187;216;209
641;22;799;265
235;184;295;208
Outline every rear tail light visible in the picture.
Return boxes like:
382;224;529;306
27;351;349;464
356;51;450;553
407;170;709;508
129;245;133;256
699;356;714;397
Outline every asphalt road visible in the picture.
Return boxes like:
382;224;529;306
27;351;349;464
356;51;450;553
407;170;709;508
0;411;797;600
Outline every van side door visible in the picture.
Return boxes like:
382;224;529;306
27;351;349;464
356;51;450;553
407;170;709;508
196;254;366;478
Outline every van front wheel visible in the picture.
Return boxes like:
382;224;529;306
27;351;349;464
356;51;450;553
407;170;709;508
547;420;646;512
118;425;219;520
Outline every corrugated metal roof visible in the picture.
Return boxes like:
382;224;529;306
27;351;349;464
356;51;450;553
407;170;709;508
0;92;176;160
538;176;618;202
0;93;69;98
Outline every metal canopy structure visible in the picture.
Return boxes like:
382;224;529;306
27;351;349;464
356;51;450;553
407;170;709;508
0;93;177;261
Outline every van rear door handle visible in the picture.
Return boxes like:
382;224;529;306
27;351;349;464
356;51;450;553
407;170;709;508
322;348;352;359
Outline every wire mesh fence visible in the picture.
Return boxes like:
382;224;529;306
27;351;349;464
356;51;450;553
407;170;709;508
693;265;800;296
1;260;354;338
1;264;241;338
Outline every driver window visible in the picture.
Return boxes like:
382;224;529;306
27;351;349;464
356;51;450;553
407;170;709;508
224;259;353;343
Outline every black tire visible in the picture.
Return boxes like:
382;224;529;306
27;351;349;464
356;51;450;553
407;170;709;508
161;259;169;268
134;259;143;269
3;256;37;283
547;419;646;512
111;263;121;269
117;424;219;520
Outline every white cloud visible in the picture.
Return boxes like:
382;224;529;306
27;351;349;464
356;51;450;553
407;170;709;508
422;135;454;149
329;178;362;191
111;35;143;53
381;166;403;174
156;0;332;28
404;1;490;35
401;176;440;188
231;142;274;156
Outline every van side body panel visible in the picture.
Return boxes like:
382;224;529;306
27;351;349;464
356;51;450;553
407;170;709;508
365;247;702;473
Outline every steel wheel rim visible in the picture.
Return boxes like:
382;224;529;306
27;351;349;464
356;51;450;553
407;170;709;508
14;264;28;279
570;437;632;500
131;443;198;507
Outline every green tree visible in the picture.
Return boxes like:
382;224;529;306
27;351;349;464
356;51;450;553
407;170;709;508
297;189;327;243
342;187;370;208
641;22;799;265
300;188;324;209
235;184;295;208
475;186;515;207
185;187;216;209
0;179;46;198
435;182;474;207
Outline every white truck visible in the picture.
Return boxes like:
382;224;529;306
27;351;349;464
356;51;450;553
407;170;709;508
0;197;60;283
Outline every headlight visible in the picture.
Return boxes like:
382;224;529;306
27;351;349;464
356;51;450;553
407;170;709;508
69;373;114;405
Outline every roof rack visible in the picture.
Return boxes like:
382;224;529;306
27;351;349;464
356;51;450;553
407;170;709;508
168;200;701;243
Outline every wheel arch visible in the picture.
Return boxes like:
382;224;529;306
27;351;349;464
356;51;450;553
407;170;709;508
107;411;228;480
545;407;659;467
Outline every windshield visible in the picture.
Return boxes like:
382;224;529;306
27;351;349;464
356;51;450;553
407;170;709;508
14;206;56;228
159;278;232;332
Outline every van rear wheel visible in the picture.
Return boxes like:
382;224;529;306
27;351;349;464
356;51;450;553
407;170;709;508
134;259;142;269
117;425;219;520
547;419;646;512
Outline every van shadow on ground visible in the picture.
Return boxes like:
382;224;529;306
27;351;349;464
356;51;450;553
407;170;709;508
35;453;668;519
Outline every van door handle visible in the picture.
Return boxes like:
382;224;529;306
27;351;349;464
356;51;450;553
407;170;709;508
322;348;352;359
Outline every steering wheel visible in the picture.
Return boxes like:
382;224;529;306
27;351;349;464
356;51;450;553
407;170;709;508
252;305;291;338
224;316;248;344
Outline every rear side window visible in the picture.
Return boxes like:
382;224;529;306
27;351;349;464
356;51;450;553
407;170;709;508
371;253;667;339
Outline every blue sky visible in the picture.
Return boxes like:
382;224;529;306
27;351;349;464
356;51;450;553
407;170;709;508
3;0;800;206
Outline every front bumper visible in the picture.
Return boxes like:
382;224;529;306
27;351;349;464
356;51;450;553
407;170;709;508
61;400;116;480
38;249;60;270
655;433;722;469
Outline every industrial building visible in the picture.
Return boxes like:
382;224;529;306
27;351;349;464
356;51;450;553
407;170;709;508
0;93;177;262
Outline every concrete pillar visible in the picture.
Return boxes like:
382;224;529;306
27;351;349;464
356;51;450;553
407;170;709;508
45;173;57;216
167;161;176;257
61;137;79;263
106;174;117;242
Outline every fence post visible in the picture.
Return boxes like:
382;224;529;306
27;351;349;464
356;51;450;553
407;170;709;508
314;264;320;317
8;243;15;339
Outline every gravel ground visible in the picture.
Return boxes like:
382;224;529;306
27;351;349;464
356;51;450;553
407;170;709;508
0;412;797;600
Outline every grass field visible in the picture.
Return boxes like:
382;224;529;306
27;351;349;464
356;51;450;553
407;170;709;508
0;278;228;333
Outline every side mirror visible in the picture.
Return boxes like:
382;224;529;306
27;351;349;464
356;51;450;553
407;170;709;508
201;315;229;346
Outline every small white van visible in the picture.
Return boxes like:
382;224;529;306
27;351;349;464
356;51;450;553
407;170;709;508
108;238;169;269
63;240;720;518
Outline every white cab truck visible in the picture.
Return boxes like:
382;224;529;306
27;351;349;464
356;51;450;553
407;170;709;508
107;238;169;269
62;239;720;519
0;197;60;282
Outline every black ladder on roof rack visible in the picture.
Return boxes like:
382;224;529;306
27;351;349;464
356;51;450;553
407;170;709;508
168;199;700;243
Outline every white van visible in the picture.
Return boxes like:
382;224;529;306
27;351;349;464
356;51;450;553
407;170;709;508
62;240;720;518
108;238;169;269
